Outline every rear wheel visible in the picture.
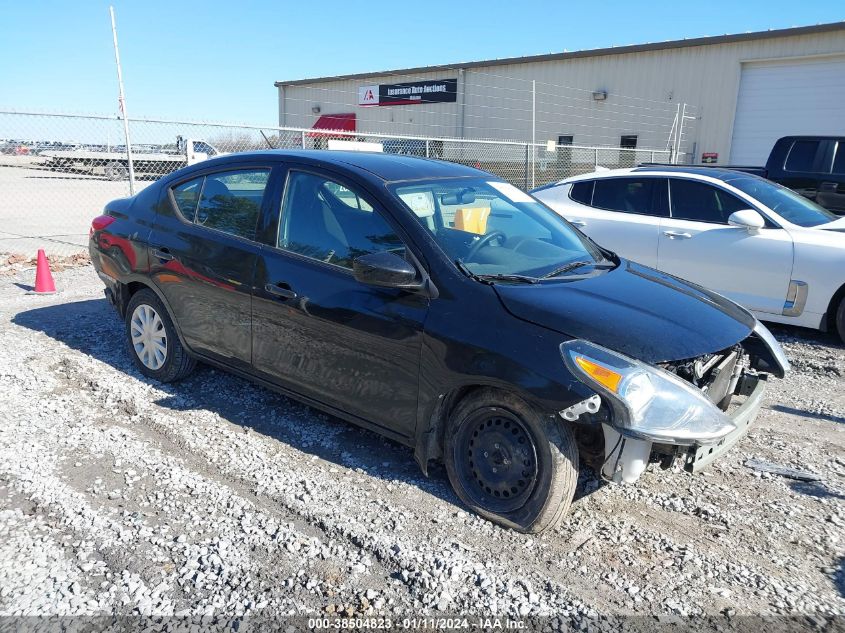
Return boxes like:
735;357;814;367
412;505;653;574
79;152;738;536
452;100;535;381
125;289;195;382
444;388;579;534
836;296;845;345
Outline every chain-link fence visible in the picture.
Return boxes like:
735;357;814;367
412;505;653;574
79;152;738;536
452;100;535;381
0;110;686;256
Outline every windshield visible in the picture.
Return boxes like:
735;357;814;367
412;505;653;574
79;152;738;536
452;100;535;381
390;178;609;279
725;176;837;227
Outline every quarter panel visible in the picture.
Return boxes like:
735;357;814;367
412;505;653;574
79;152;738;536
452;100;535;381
787;227;845;317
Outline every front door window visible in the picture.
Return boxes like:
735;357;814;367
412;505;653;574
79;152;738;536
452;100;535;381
278;170;404;267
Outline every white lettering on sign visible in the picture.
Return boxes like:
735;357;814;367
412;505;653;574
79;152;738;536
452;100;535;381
384;84;448;97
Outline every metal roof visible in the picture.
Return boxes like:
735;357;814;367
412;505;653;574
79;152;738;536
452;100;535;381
275;22;845;87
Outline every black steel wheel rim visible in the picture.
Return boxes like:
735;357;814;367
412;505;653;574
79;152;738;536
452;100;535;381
453;409;539;513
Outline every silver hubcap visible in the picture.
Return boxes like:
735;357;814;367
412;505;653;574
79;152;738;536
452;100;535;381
130;304;167;370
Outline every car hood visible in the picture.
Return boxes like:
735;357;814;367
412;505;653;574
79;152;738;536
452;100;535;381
494;260;756;364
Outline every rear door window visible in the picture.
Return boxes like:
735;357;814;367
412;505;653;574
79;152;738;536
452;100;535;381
784;140;820;172
195;169;270;239
170;169;270;240
591;177;666;216
669;179;746;224
172;176;203;220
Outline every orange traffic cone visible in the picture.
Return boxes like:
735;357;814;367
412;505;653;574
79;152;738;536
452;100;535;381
33;249;56;294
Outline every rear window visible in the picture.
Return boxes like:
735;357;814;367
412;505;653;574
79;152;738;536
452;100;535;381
569;181;593;205
784;140;819;172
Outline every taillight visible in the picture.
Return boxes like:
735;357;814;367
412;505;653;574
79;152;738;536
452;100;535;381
90;214;115;236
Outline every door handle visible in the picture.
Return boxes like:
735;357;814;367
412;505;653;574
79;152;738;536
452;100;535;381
265;282;297;300
567;218;587;227
152;247;174;261
663;231;692;239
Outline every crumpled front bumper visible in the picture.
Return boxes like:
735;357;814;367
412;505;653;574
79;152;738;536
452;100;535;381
601;372;767;483
684;372;767;473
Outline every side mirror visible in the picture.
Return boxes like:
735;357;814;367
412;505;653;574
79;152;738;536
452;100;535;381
352;252;421;289
728;209;765;233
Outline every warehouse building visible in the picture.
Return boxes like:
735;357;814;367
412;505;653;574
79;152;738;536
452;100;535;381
275;22;845;165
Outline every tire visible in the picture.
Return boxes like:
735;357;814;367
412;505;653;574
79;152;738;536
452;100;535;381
125;289;196;382
105;161;128;181
837;296;845;345
444;388;579;534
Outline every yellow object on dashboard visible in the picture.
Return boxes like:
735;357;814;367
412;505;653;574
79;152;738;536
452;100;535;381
454;207;491;235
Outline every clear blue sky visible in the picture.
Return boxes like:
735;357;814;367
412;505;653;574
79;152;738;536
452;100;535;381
3;0;843;124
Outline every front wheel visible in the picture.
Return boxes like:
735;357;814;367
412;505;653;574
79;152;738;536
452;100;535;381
444;388;579;534
836;296;845;345
125;289;196;382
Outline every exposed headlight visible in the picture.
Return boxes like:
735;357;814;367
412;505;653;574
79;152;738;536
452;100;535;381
561;340;736;444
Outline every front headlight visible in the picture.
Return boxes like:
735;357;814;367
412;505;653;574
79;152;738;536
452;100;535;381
561;340;736;444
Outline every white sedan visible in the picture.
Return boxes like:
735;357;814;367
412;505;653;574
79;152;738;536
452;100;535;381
532;167;845;341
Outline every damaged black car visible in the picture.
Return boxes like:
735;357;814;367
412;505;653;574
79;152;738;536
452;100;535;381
89;151;789;533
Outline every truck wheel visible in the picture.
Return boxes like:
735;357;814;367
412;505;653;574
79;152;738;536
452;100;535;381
125;289;195;382
836;296;845;345
444;388;579;534
105;161;128;181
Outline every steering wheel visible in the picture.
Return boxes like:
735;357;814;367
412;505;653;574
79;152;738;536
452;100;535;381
465;230;506;261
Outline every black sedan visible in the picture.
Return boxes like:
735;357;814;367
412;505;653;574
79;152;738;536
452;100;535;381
89;150;789;533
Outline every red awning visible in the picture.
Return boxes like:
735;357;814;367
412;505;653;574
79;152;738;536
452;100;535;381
307;113;356;137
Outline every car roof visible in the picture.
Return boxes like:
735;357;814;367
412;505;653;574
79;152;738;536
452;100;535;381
208;149;489;182
547;165;769;186
632;165;758;179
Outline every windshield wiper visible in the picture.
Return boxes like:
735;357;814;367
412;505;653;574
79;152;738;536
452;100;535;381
454;259;539;284
542;259;615;279
475;273;540;284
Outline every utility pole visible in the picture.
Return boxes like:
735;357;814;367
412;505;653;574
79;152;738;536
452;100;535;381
109;6;136;194
531;80;536;188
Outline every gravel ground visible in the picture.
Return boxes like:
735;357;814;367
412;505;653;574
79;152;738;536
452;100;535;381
0;263;843;627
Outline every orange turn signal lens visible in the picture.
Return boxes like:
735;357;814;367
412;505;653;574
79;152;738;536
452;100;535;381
574;356;623;392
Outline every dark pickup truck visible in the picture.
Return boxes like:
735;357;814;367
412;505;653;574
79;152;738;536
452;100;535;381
717;136;845;214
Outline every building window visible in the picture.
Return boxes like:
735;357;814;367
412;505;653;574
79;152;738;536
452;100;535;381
558;135;574;146
620;135;638;149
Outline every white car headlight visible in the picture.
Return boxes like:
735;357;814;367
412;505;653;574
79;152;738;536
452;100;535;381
561;340;736;444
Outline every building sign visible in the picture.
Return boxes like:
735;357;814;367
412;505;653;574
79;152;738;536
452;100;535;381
702;152;718;164
358;79;458;107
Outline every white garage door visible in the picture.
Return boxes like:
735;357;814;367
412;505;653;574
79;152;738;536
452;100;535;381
729;55;845;164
